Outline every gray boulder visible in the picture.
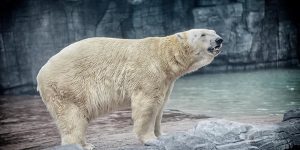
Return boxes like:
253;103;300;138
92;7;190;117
142;109;300;150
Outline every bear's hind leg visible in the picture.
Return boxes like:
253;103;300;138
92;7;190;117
154;105;164;137
55;103;94;150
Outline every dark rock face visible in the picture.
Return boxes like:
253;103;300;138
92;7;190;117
283;108;300;121
133;109;300;150
194;0;299;73
0;0;299;94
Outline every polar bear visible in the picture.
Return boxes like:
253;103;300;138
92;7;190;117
36;29;223;149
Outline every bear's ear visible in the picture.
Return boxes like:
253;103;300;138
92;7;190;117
176;32;191;52
176;32;185;41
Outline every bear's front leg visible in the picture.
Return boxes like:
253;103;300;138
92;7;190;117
155;82;174;137
131;92;163;144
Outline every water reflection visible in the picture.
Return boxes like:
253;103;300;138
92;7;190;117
168;69;300;117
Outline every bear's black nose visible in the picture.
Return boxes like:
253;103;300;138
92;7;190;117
215;38;223;45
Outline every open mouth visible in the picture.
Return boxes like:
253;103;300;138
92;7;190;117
208;44;222;55
215;45;221;49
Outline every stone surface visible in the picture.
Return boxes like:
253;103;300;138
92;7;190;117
131;109;300;150
0;0;299;94
51;144;83;150
1;96;295;150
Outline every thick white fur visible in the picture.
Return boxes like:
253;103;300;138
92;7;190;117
36;29;221;149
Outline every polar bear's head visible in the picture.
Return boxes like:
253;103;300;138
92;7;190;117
186;29;223;56
176;29;223;73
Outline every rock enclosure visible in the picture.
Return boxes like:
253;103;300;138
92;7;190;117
0;0;299;94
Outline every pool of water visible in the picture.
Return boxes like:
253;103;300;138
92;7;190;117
167;69;300;117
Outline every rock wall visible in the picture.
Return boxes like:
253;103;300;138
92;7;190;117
0;0;299;94
194;0;299;72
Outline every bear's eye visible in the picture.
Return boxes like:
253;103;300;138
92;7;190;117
201;34;206;37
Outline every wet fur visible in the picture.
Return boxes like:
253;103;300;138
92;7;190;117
36;29;221;149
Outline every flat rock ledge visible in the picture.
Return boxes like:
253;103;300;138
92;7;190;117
55;109;300;150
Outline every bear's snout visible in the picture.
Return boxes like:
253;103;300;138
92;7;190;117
208;36;223;56
215;37;223;45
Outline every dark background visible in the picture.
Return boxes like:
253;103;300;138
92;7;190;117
0;0;299;95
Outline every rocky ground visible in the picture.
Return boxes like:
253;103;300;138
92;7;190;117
0;96;284;150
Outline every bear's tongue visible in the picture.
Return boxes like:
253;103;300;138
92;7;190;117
213;49;221;55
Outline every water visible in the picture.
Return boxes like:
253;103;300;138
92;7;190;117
167;69;300;117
